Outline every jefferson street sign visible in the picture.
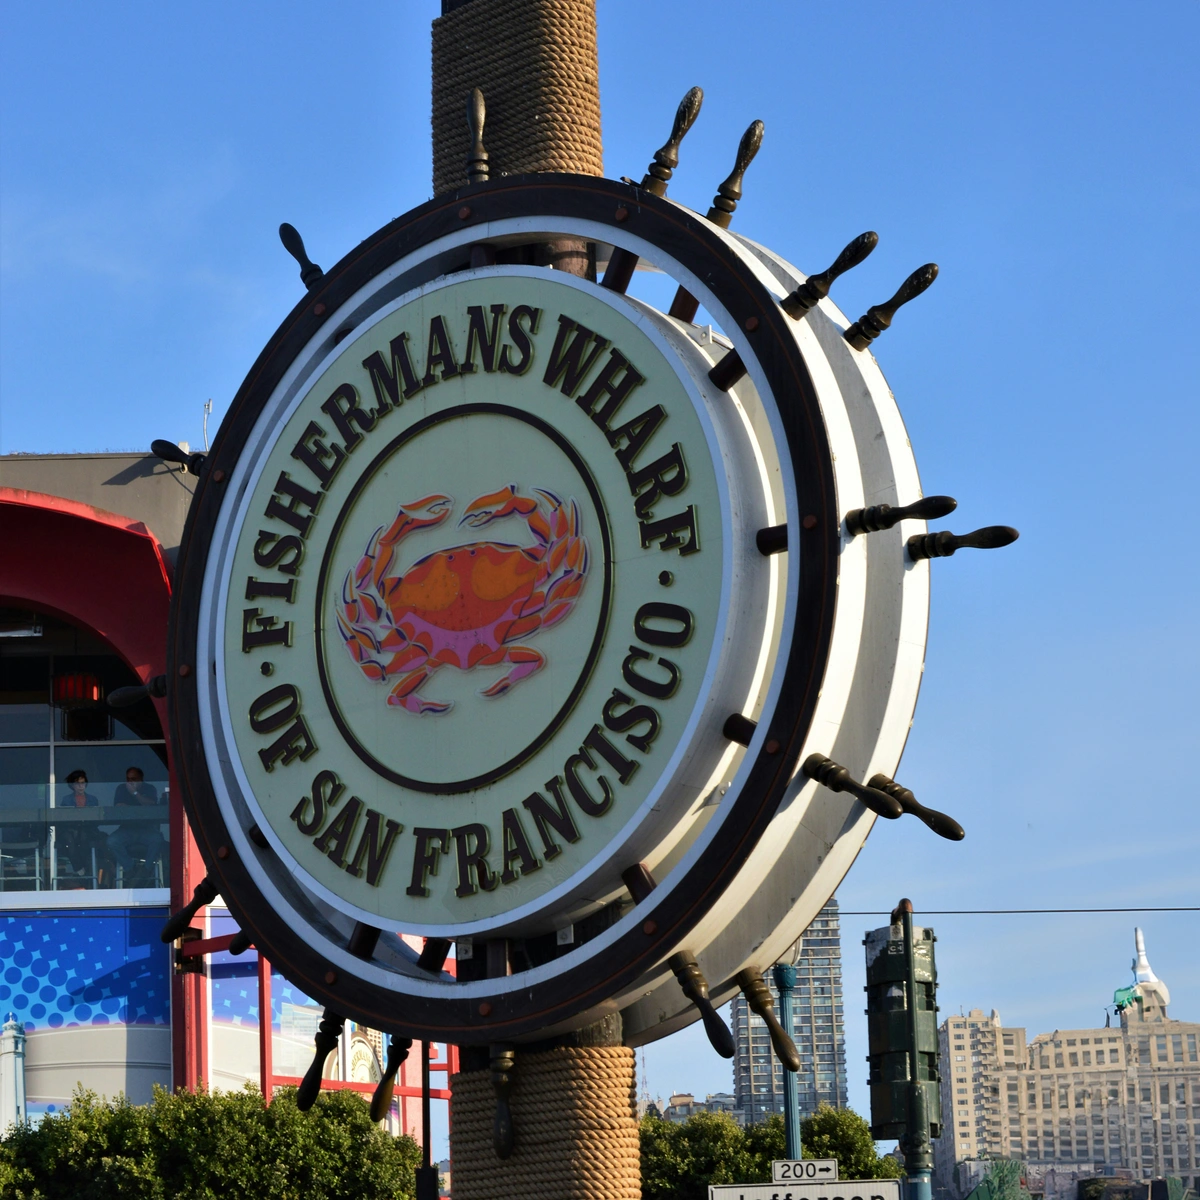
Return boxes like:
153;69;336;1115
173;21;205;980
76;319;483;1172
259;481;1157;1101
709;1181;900;1200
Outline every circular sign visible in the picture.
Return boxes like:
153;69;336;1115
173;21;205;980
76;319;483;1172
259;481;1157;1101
169;174;926;1042
207;268;758;934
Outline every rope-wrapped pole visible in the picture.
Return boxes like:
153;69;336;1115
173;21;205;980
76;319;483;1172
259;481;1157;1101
432;0;602;276
432;6;642;1193
450;1046;640;1199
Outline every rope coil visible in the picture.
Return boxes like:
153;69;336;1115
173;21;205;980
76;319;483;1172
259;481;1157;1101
450;1046;640;1198
432;0;603;195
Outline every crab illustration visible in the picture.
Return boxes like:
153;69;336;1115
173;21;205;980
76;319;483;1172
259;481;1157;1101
336;485;589;714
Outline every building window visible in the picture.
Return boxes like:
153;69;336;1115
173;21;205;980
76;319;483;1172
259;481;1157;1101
0;619;169;893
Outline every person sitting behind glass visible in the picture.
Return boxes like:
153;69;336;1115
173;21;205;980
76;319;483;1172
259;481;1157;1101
107;767;164;882
60;769;100;878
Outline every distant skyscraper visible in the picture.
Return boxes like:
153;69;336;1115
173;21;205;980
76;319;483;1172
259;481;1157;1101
731;899;848;1124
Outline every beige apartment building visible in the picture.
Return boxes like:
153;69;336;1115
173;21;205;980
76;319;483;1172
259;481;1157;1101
934;931;1200;1199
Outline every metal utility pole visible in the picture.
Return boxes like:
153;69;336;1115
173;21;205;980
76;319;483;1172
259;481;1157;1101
899;903;932;1200
416;1040;437;1200
864;899;942;1200
772;962;802;1159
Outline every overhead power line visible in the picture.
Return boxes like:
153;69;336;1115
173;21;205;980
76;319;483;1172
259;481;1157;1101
840;907;1199;915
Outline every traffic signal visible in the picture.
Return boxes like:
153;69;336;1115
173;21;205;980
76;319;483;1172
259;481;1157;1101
864;906;942;1141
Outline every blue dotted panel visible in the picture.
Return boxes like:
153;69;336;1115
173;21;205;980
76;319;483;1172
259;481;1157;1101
208;909;318;1028
0;910;170;1032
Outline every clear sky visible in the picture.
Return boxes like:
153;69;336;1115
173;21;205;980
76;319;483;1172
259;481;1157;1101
2;0;1198;1155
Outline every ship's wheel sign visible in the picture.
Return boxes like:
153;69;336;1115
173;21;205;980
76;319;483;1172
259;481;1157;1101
170;146;1010;1042
209;268;733;932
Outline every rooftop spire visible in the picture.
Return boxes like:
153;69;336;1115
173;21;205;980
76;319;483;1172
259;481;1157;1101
1132;927;1159;983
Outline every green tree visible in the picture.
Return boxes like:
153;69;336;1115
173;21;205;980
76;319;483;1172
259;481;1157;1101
800;1103;904;1181
641;1111;758;1198
0;1083;421;1200
640;1105;900;1199
984;1157;1027;1200
742;1114;786;1177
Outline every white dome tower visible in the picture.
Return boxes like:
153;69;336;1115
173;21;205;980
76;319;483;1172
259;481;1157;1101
1129;928;1170;1021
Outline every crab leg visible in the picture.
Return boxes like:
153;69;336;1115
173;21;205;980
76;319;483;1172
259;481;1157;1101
387;665;452;715
476;646;545;698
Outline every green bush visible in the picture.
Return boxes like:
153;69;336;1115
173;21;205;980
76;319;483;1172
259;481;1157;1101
640;1111;783;1198
0;1083;422;1200
640;1103;903;1199
800;1102;904;1181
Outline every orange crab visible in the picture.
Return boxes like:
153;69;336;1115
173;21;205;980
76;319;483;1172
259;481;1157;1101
336;485;589;714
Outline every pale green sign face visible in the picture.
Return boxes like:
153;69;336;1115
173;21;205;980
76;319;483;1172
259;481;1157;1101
217;272;726;930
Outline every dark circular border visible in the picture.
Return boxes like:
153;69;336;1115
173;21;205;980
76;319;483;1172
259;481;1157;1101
313;402;615;793
168;173;839;1042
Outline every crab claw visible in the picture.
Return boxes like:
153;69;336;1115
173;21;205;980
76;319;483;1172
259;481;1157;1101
460;483;528;527
379;495;453;547
412;495;453;521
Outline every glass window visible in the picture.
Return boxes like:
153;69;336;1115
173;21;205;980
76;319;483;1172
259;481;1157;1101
0;655;52;743
0;613;169;892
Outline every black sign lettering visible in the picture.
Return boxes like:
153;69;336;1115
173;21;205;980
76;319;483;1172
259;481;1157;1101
608;404;665;472
576;348;645;430
320;382;378;450
422;314;461;387
249;686;316;770
621;645;681;700
253;531;304;575
263;472;322;538
582;724;639;784
289;769;344;836
602;688;661;754
257;718;317;772
498;305;540;375
564;751;610;816
522;786;580;861
407;828;450;897
313;795;364;869
633;602;694;648
346;809;403;886
639;505;700;556
628;443;688;520
249;684;299;732
241;607;291;653
542;314;610;396
498;808;540;885
452;823;497;897
290;420;346;487
563;723;639;819
458;304;506;374
361;332;423;410
244;576;296;604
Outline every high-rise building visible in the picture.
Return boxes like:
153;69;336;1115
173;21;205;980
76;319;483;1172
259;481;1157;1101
732;899;848;1124
933;930;1200;1200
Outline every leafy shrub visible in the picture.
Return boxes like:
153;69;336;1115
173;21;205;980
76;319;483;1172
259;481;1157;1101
0;1084;421;1200
800;1102;904;1181
640;1103;903;1199
640;1111;783;1199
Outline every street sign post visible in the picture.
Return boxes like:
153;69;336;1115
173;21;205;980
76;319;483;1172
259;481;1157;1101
772;1158;839;1182
710;1181;900;1200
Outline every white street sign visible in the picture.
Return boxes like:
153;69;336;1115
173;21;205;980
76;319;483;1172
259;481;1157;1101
772;1159;840;1182
709;1180;902;1200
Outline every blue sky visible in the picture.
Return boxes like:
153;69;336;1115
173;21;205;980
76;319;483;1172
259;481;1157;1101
2;0;1198;1152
